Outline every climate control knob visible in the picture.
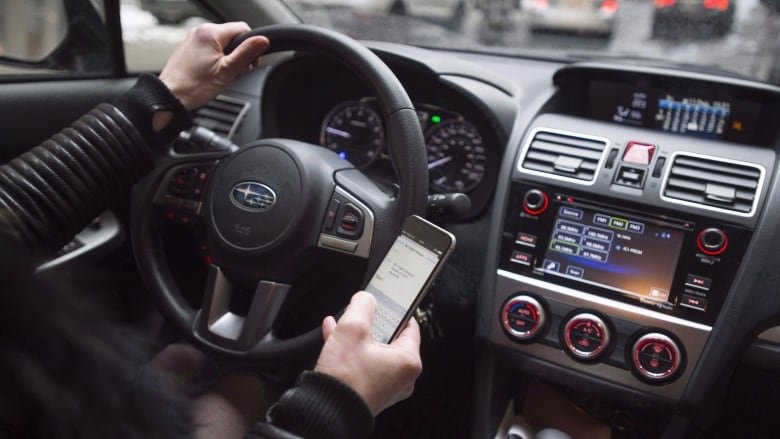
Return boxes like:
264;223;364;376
697;227;727;255
563;313;611;360
501;295;546;341
631;332;683;382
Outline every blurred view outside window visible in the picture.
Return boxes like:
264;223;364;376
0;0;778;85
284;0;780;85
121;0;209;72
0;0;69;74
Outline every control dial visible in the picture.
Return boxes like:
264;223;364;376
563;313;611;360
522;189;548;215
631;332;683;382
501;295;546;341
697;227;728;256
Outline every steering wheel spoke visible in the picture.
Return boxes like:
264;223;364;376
195;264;290;351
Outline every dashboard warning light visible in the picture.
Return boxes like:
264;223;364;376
732;120;743;131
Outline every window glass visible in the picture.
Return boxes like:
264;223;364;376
0;0;94;76
121;0;211;72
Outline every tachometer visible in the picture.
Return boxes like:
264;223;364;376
426;120;486;193
320;101;384;169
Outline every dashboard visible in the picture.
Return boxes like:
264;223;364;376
213;43;780;437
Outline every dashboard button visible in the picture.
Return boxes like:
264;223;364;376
685;274;712;290
510;251;533;266
515;232;537;247
680;294;708;312
652;156;666;178
563;313;611;361
501;295;546;341
631;332;683;382
623;142;656;165
522;189;548;215
697;227;728;255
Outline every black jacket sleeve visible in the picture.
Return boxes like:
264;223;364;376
246;371;375;439
0;74;190;257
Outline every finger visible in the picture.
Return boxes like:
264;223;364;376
213;21;253;48
389;317;421;351
322;316;337;341
224;36;269;73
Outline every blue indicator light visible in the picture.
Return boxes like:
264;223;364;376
339;152;347;160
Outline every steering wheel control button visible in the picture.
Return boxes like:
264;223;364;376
323;198;341;230
522;189;548;215
563;313;611;361
623;141;656;165
697;227;728;255
631;333;683;382
501;295;546;341
168;165;212;200
336;203;364;238
320;234;358;253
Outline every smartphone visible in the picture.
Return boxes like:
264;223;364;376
366;215;456;343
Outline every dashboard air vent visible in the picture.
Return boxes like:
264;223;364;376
192;95;250;140
520;129;608;183
662;153;764;215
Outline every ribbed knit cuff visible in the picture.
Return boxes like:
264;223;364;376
265;371;374;439
113;73;192;147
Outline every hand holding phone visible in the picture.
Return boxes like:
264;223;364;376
365;215;456;343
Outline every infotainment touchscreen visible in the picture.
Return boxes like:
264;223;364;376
538;200;686;304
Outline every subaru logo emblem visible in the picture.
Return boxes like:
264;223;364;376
230;182;277;211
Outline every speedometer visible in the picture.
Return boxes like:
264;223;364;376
320;101;384;169
426;120;486;193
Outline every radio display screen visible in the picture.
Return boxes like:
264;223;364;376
538;198;687;304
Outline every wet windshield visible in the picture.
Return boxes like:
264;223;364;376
283;0;780;85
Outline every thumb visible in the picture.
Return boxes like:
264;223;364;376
322;316;337;341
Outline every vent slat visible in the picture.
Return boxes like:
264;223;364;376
191;95;249;140
204;100;244;115
663;154;762;215
533;132;606;151
530;140;604;161
670;165;758;190
196;108;241;124
674;157;761;179
521;130;607;182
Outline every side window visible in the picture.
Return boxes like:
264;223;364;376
121;0;211;72
0;0;111;77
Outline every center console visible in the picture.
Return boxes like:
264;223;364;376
484;64;778;405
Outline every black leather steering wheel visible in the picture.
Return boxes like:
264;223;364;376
131;24;428;365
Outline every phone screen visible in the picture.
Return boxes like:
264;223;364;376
366;216;454;343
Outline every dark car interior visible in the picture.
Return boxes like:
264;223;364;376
2;0;780;437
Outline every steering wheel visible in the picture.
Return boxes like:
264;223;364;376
131;24;428;366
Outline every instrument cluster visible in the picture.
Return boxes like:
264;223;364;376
319;98;489;195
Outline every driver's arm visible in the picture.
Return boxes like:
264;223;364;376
0;22;267;259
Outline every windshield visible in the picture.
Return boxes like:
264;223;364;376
283;0;780;85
